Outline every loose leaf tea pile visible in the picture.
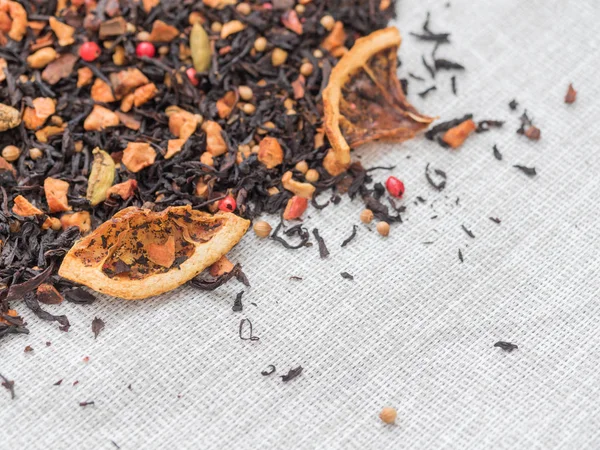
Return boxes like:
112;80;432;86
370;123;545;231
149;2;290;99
0;0;398;331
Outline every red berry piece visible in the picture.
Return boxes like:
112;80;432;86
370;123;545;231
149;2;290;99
136;42;156;58
385;176;405;198
218;195;237;212
186;67;199;86
79;42;101;62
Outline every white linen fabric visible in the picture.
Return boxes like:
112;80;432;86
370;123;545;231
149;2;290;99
3;0;600;448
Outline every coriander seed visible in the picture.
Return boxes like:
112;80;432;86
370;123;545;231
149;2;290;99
271;48;288;67
254;37;267;52
2;145;20;162
29;147;43;160
236;2;251;15
242;103;256;115
295;160;309;174
320;15;335;30
300;62;314;76
238;85;253;101
136;31;150;41
360;209;374;224
295;4;305;14
313;49;323;58
253;221;272;238
379;407;397;424
211;22;222;33
376;221;390;237
305;169;319;183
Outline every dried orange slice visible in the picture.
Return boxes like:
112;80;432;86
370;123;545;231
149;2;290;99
58;205;249;300
323;27;435;175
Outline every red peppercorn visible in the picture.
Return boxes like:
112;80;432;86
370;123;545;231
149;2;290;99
385;176;405;198
218;195;236;212
186;67;199;86
136;42;156;58
79;42;101;62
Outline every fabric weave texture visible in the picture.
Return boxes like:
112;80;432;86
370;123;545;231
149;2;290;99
3;0;600;448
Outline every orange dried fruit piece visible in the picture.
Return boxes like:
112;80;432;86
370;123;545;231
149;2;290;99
58;205;250;300
323;27;435;175
22;97;56;130
441;119;476;149
44;177;71;213
12;195;43;216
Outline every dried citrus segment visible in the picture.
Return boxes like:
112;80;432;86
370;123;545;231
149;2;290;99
58;205;250;300
323;27;435;175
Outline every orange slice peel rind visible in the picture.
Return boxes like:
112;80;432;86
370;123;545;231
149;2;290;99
323;27;435;175
58;205;249;300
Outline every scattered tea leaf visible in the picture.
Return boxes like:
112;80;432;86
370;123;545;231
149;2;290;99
514;165;537;177
239;319;259;341
494;341;518;352
232;291;244;312
312;228;330;259
281;366;303;382
92;317;105;339
493;145;502;161
418;85;437;99
340;272;354;280
461;225;475;238
261;365;276;376
341;225;358;247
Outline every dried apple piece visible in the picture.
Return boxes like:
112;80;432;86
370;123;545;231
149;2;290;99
58;206;250;299
323;27;434;175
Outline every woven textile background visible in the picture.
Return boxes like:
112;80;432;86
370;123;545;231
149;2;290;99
3;0;600;448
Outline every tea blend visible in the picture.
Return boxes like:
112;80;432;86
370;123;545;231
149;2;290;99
0;0;400;331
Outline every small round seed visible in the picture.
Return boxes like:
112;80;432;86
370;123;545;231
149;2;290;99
189;12;204;25
300;62;314;77
254;36;267;52
320;15;335;30
242;103;256;115
211;22;222;33
158;46;169;56
360;209;374;224
312;49;323;59
2;145;20;162
136;31;150;41
295;160;309;174
379;407;397;424
376;221;390;237
283;98;295;110
238;85;253;101
29;147;43;160
236;2;251;15
253;220;272;238
271;48;288;67
295;4;305;14
305;169;319;183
